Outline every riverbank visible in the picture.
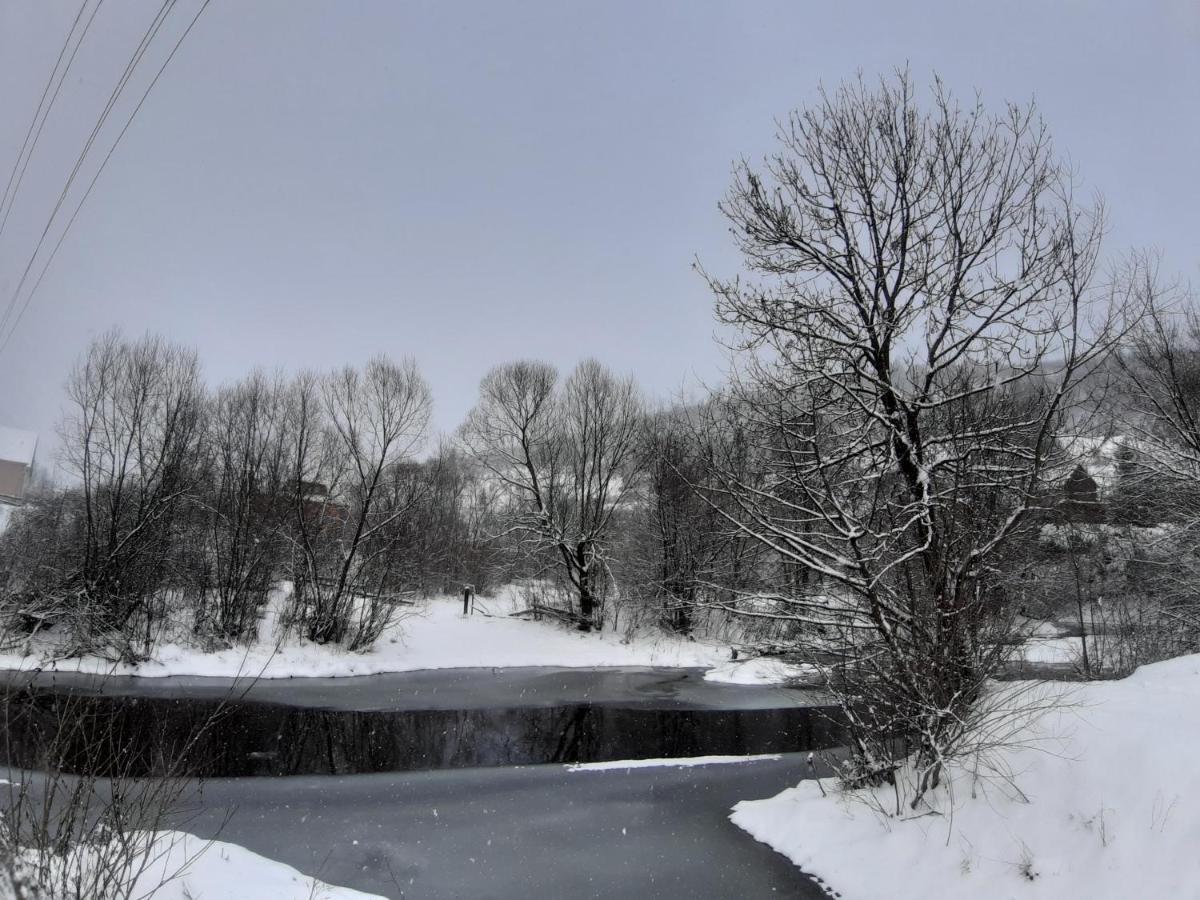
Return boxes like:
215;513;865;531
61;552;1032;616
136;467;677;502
3;665;829;711
731;653;1200;900
0;590;816;686
1;827;383;900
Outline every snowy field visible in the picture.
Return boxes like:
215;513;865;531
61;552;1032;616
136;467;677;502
0;585;1080;686
0;587;811;683
731;653;1200;900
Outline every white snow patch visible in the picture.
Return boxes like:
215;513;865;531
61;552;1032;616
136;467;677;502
567;753;782;772
146;832;383;899
703;657;820;685
731;653;1200;900
6;831;381;900
0;589;738;680
1017;636;1083;665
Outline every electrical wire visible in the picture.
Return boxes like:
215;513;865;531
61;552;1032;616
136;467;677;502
0;0;106;242
1;0;214;355
0;0;89;232
0;0;211;352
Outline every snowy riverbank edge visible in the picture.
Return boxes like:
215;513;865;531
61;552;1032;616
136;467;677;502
730;653;1200;900
0;594;817;685
3;830;382;900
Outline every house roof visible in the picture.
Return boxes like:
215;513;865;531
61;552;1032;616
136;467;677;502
0;426;37;467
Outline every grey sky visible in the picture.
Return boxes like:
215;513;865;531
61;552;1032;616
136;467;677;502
1;0;1197;471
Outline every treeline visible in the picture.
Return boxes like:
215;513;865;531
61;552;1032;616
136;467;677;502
0;333;801;661
0;333;495;659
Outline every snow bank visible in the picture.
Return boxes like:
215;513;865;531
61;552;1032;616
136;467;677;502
1017;635;1082;666
5;831;380;900
703;657;820;685
142;832;382;899
731;654;1200;900
567;754;782;772
0;592;732;680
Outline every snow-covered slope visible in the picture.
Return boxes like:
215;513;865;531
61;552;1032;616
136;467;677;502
731;654;1200;899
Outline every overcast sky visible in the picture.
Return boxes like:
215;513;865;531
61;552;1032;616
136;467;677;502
1;0;1197;471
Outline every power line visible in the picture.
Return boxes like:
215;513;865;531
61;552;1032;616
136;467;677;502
0;0;106;242
0;0;89;232
0;0;175;337
0;0;210;349
1;0;214;355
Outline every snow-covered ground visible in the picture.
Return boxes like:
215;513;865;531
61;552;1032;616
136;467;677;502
1016;635;1082;666
145;832;383;899
0;582;1083;685
1009;619;1081;667
731;653;1200;900
702;656;821;685
4;830;381;900
567;754;782;772
0;588;747;680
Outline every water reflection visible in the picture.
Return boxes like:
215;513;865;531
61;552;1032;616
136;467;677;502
0;689;844;777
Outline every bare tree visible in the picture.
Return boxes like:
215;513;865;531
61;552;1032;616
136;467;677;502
637;409;713;633
57;332;205;660
1115;259;1200;509
611;403;766;637
286;357;432;648
0;488;84;643
460;359;643;630
420;446;505;594
699;71;1125;801
1108;259;1200;659
362;444;502;597
188;371;290;642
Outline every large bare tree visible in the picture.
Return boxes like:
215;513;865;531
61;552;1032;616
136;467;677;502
286;357;432;648
700;71;1124;799
58;331;205;658
460;359;642;630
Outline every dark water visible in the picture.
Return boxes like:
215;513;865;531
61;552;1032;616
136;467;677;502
0;689;843;778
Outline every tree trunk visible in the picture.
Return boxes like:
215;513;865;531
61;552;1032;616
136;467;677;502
577;542;595;632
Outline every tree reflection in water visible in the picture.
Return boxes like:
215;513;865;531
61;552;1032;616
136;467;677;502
0;689;844;777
